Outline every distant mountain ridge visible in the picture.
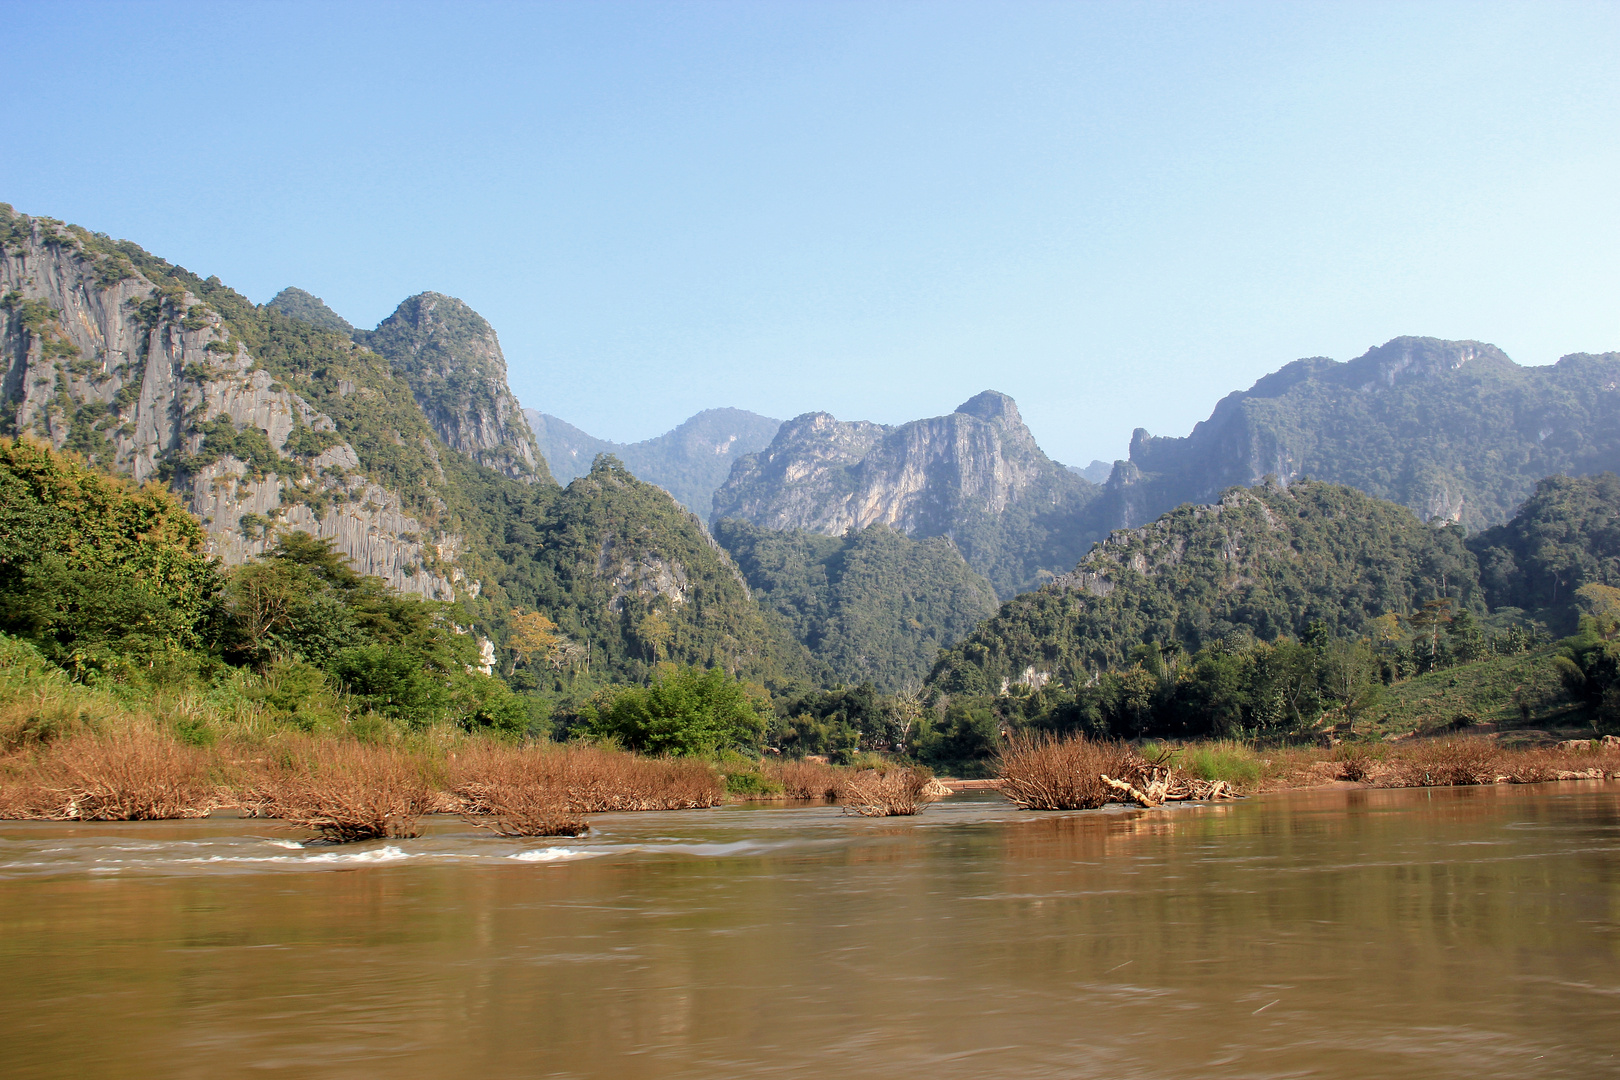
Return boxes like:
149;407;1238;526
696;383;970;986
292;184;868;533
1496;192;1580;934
524;406;780;517
712;390;1099;598
1098;336;1620;533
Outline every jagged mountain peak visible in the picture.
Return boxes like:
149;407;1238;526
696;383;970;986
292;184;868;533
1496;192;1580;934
1101;335;1620;534
1341;335;1514;389
712;396;1099;597
265;287;354;335
362;292;548;484
955;389;1021;426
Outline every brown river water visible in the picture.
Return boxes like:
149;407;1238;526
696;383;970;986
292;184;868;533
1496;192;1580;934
2;784;1619;1079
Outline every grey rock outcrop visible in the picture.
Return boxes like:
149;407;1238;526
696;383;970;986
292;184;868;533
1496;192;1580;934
362;292;548;483
711;391;1099;597
0;214;459;598
1096;336;1620;534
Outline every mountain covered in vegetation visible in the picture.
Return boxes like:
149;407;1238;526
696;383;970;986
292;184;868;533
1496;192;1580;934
713;391;1100;597
715;519;999;692
265;287;354;336
1099;336;1620;533
0;202;807;688
359;292;547;483
526;406;780;516
1469;472;1620;631
931;468;1620;704
929;479;1482;695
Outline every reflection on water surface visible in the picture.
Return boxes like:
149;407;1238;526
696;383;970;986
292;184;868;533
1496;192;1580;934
3;785;1619;1078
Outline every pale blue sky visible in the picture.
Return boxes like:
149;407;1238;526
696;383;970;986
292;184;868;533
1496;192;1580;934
4;1;1616;465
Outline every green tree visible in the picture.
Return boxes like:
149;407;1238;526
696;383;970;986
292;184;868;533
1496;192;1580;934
583;664;768;756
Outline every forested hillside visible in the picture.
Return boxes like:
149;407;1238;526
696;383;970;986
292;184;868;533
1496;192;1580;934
715;519;999;691
930;479;1480;695
1470;473;1620;632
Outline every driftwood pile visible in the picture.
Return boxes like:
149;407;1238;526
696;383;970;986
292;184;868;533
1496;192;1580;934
1100;766;1238;807
998;733;1241;811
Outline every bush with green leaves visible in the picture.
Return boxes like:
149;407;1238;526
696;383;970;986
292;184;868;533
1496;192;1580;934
582;664;768;756
0;438;221;667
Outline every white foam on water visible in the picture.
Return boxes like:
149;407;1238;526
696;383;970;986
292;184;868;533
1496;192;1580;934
507;847;595;862
265;840;304;850
302;845;414;864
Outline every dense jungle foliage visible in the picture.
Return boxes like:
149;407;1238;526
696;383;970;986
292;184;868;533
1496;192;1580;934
1470;473;1620;630
715;519;1000;692
930;479;1483;695
0;440;528;735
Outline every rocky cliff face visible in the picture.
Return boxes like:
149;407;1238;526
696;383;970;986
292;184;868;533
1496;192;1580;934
1098;336;1620;534
361;292;548;483
525;406;780;516
712;391;1099;597
0;208;460;598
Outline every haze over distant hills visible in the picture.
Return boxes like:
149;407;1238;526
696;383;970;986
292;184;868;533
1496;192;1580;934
1096;336;1620;534
524;407;780;517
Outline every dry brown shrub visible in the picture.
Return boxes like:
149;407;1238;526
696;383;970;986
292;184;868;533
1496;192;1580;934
446;743;586;837
546;744;722;812
1332;742;1386;783
766;758;843;802
1499;748;1565;784
243;741;430;842
448;742;721;817
1390;738;1503;788
997;733;1137;810
0;730;216;820
837;766;937;817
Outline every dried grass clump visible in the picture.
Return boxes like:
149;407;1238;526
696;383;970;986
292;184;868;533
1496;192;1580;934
838;766;937;817
1333;742;1386;783
543;744;723;812
243;742;430;842
447;742;721;820
0;730;216;820
767;758;843;802
998;734;1137;810
446;743;587;837
1391;738;1503;787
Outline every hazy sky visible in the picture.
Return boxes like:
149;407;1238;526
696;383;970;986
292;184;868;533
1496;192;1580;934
4;1;1616;465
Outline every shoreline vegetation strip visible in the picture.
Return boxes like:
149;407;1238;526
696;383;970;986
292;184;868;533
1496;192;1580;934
4;725;1617;843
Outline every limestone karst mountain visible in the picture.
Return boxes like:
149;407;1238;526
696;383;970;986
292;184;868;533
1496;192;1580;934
525;406;781;516
359;292;547;483
711;390;1101;598
0;207;460;598
0;202;801;686
1097;336;1620;534
928;479;1484;696
715;519;1000;692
